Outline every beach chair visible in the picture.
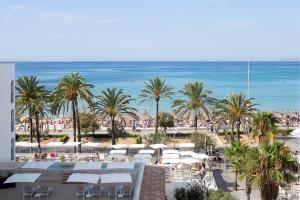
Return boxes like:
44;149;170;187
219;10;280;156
92;185;101;199
23;185;35;198
39;185;53;198
108;185;117;199
75;185;85;199
122;185;132;199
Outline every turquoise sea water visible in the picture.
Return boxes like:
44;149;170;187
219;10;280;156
16;61;300;115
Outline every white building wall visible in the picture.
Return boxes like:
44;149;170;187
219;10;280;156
0;63;15;162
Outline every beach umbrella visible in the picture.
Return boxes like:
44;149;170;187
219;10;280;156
109;149;127;155
4;173;42;200
111;144;128;149
289;128;300;137
178;143;195;149
100;173;132;184
180;158;199;165
106;162;135;170
150;144;167;149
129;144;146;149
138;149;155;154
163;149;179;154
191;153;209;160
161;158;180;164
67;173;101;184
15;142;38;154
161;153;180;159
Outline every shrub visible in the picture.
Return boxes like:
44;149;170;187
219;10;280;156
175;184;206;200
135;135;142;144
59;134;69;142
192;132;215;152
206;190;237;200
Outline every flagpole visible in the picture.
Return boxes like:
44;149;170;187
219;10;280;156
247;60;250;98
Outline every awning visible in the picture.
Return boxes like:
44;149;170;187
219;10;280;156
161;158;180;164
21;161;55;169
138;149;155;154
150;144;167;149
109;150;127;155
46;142;64;147
161;154;180;159
64;142;81;147
4;173;41;184
134;154;152;159
178;143;195;148
129;144;146;149
106;162;135;169
163;149;179;154
73;162;102;171
111;144;128;149
67;173;101;184
101;173;132;184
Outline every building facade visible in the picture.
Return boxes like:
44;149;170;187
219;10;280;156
0;63;15;162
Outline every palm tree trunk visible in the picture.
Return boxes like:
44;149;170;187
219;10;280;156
231;121;235;141
246;178;252;200
237;119;241;142
35;113;41;153
111;116;116;145
194;110;198;133
75;99;81;153
155;99;159;136
29;110;33;143
233;171;238;191
72;101;77;153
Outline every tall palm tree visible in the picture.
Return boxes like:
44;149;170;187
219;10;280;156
252;112;277;144
224;141;248;191
95;88;138;145
173;82;213;133
215;92;256;141
52;73;94;152
139;77;174;138
16;76;44;143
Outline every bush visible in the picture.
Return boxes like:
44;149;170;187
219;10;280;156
206;190;237;200
175;184;206;200
276;128;294;136
135;135;142;144
59;134;69;142
192;132;215;152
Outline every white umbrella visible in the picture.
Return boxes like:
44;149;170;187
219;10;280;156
46;142;64;154
67;173;101;184
109;150;127;155
161;154;180;159
191;153;209;160
111;144;128;149
161;158;180;164
107;162;135;169
101;173;132;183
181;158;199;165
150;144;167;149
16;142;38;154
163;149;179;154
73;162;102;171
178;143;195;148
82;142;102;153
128;144;146;148
21;161;54;169
134;154;152;159
138;149;155;154
4;173;42;200
179;151;195;156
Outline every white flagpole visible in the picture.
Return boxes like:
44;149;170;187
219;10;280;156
247;60;250;98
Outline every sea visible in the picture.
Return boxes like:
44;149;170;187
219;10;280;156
15;61;300;115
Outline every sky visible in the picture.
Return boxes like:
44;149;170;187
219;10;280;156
0;0;300;61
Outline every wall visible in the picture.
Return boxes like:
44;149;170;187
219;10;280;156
0;63;15;162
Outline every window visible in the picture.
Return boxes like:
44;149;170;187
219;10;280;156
11;109;14;132
10;80;14;103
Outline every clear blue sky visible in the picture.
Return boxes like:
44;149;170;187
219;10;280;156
0;0;299;61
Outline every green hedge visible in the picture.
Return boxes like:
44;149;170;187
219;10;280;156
16;134;69;142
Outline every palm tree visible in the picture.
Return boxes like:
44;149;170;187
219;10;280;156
139;77;174;138
215;92;256;141
173;82;213;133
52;73;94;152
95;88;138;145
247;142;295;200
252;112;277;144
16;76;44;143
224;141;248;191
